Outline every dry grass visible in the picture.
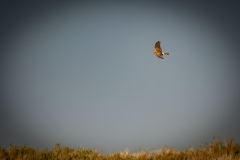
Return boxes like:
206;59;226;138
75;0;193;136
1;137;240;160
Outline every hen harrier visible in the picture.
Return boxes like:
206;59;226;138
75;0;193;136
154;41;169;59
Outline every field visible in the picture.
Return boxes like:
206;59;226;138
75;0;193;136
1;137;240;160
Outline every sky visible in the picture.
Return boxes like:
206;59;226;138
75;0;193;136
1;0;240;154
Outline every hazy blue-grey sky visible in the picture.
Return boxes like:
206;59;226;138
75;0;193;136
1;0;240;154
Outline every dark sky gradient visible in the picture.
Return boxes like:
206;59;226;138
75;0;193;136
1;0;240;154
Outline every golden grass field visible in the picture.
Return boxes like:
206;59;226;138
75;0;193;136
1;137;240;160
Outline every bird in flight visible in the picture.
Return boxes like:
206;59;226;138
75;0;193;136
154;41;169;59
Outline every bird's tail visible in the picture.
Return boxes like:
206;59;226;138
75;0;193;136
163;52;169;55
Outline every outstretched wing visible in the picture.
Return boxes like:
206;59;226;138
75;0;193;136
154;41;163;59
154;41;162;52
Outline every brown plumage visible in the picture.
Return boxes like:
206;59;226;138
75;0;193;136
154;41;169;59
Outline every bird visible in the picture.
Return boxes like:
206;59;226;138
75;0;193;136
154;41;169;59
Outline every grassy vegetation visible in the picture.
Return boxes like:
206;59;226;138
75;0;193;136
1;137;240;160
